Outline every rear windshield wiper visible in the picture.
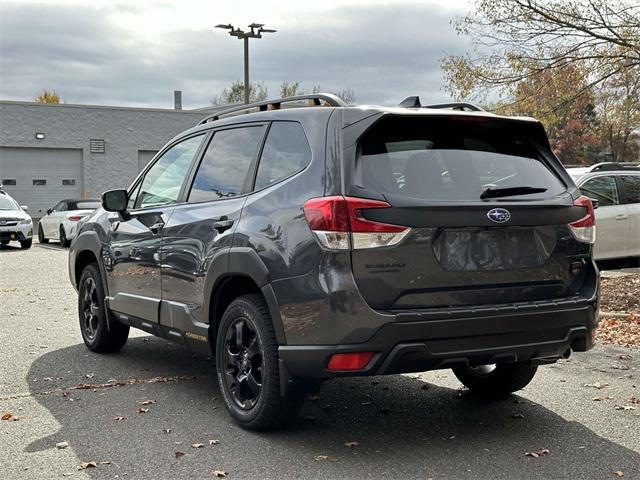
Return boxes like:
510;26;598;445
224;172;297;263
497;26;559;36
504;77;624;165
480;186;547;200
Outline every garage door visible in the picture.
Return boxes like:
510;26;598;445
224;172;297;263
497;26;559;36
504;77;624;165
0;147;83;217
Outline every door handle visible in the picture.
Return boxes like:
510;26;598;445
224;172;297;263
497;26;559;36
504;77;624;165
213;217;234;232
149;222;165;234
615;214;628;221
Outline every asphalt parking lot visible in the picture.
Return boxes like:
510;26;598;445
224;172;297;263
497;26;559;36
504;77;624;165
1;243;639;479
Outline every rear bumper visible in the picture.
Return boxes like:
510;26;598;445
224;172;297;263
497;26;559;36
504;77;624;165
278;300;598;379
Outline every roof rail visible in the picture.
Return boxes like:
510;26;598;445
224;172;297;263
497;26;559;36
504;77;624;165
589;162;640;172
198;93;347;125
397;96;484;112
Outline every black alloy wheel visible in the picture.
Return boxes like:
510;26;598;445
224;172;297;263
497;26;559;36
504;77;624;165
80;276;100;342
222;317;264;410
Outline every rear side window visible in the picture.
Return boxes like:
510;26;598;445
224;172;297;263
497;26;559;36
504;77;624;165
357;117;566;201
580;176;619;206
189;126;265;203
254;122;311;190
620;175;640;204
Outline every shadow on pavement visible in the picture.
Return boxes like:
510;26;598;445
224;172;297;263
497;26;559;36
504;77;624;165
25;337;640;479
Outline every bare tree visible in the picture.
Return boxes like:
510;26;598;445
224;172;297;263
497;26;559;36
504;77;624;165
441;0;640;108
211;81;268;105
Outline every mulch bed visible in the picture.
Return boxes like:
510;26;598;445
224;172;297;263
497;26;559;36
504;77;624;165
597;274;640;349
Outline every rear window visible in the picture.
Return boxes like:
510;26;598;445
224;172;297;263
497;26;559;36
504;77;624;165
357;117;566;201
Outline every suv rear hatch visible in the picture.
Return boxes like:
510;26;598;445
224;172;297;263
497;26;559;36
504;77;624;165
343;114;593;310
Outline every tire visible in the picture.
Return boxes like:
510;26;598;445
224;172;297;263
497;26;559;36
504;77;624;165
60;226;70;247
0;240;9;246
38;224;49;243
216;294;304;430
78;263;129;353
20;239;32;249
452;362;538;396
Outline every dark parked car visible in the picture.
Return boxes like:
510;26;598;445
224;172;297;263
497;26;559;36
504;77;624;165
69;94;599;430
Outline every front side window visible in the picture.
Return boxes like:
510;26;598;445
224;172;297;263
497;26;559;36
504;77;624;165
51;201;67;212
580;176;619;207
254;122;311;190
357;117;566;201
135;134;204;209
189;126;265;203
620;175;640;204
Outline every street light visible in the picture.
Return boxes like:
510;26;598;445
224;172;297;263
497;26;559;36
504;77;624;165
215;23;277;104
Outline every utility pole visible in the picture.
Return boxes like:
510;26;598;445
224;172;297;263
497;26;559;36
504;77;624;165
215;23;277;104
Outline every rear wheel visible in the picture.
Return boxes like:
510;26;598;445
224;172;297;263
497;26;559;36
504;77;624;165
20;239;32;249
60;226;70;247
0;240;9;246
38;225;48;243
78;263;129;353
216;294;304;430
452;362;538;396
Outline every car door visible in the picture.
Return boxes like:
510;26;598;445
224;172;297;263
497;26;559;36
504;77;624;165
619;175;640;257
42;201;66;238
160;125;267;345
105;133;206;325
579;175;626;260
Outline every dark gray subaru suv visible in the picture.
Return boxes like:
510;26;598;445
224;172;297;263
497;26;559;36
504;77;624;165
69;93;599;430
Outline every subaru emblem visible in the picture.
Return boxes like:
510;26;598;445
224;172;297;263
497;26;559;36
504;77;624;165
487;208;511;224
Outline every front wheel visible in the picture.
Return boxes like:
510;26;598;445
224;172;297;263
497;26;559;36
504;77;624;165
60;226;70;247
78;263;129;352
20;239;32;249
38;224;48;243
452;362;538;396
216;294;304;430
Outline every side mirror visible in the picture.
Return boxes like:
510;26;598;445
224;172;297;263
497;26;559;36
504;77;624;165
102;189;128;213
46;208;52;215
21;205;28;211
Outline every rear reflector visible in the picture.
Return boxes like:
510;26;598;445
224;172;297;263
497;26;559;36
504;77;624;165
327;352;374;371
569;195;596;244
303;196;410;250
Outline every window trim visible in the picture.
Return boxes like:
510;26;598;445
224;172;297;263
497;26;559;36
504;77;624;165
126;131;209;213
249;120;313;193
183;122;269;206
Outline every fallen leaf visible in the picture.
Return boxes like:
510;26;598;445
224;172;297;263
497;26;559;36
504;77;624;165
78;461;97;470
213;470;227;478
56;442;69;449
315;455;329;461
614;405;636;411
175;451;185;459
1;413;13;421
525;448;550;458
345;441;359;448
137;407;149;414
209;439;220;445
584;382;609;389
113;416;125;422
592;396;615;401
141;400;157;405
511;413;525;419
163;428;172;434
191;443;204;449
614;471;625;477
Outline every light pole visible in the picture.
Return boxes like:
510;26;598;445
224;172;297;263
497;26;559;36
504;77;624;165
215;23;277;104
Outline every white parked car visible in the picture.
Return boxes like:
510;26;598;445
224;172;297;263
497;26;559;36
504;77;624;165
566;162;640;261
38;198;101;247
0;188;33;249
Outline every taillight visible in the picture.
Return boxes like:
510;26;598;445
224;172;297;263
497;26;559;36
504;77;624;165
569;195;596;244
303;196;410;250
68;215;83;221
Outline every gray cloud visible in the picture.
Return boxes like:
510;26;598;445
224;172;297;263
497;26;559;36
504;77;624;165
0;2;470;108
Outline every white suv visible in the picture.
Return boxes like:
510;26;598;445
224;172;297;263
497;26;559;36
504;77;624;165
0;189;33;249
567;163;640;261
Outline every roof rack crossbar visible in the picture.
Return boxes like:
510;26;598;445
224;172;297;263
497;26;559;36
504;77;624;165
198;93;346;125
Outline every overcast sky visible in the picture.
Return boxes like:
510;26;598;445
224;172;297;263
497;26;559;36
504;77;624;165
0;0;471;109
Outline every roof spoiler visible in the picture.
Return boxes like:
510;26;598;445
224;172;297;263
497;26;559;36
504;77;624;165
397;96;484;112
